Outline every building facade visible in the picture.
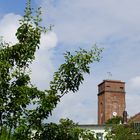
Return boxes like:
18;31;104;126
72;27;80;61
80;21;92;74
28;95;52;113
98;80;126;124
79;124;107;140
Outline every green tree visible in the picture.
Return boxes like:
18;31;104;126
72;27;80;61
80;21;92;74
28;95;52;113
105;116;123;125
37;119;97;140
0;0;102;139
105;124;140;140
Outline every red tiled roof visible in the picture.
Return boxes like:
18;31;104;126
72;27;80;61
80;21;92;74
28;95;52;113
129;112;140;122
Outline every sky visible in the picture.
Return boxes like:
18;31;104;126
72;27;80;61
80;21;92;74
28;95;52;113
0;0;140;124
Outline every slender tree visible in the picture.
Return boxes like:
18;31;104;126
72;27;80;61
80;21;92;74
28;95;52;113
0;0;102;139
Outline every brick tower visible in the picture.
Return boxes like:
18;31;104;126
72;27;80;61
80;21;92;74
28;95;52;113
98;80;126;125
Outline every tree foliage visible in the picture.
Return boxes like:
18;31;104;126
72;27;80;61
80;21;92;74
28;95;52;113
105;124;140;140
0;127;16;140
105;116;123;125
0;0;102;139
36;119;97;140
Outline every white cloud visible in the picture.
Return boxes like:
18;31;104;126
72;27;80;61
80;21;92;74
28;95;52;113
40;32;58;50
0;13;21;44
126;93;140;118
129;76;140;90
40;0;140;46
38;0;140;124
48;75;99;124
31;31;58;89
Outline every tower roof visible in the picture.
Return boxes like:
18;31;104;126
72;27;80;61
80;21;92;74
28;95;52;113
98;79;125;87
98;79;125;95
129;112;140;123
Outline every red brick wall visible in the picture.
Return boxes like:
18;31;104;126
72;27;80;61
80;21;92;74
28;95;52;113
98;93;105;124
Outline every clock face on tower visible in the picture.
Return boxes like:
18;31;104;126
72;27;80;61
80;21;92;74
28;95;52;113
112;112;117;117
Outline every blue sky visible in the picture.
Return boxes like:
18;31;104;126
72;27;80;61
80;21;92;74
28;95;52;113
0;0;27;16
1;0;140;124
